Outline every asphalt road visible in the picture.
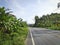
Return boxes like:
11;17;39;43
26;27;60;45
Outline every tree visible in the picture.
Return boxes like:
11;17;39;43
0;7;28;45
34;16;40;27
34;13;60;30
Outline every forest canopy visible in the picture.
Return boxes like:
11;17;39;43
34;13;60;30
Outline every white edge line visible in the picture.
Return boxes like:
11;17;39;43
30;29;35;45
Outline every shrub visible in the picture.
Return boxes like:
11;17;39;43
0;7;28;45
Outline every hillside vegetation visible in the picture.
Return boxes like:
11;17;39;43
0;7;28;45
34;13;60;30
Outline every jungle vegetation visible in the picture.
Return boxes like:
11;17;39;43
34;13;60;30
0;7;28;45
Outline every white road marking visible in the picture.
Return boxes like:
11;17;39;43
30;29;35;45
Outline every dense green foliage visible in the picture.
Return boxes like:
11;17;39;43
34;13;60;30
0;7;28;45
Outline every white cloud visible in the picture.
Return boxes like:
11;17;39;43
6;0;60;24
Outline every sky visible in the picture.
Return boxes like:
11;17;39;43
0;0;60;24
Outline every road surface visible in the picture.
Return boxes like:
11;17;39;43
26;27;60;45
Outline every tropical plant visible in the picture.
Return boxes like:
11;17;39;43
0;7;28;45
34;13;60;30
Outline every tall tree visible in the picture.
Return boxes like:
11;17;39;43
34;16;39;27
34;13;60;30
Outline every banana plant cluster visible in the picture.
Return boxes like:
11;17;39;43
0;7;28;45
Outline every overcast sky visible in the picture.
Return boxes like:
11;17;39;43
0;0;60;24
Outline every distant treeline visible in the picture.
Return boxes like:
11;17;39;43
34;13;60;30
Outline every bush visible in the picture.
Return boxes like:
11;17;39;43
0;7;28;45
